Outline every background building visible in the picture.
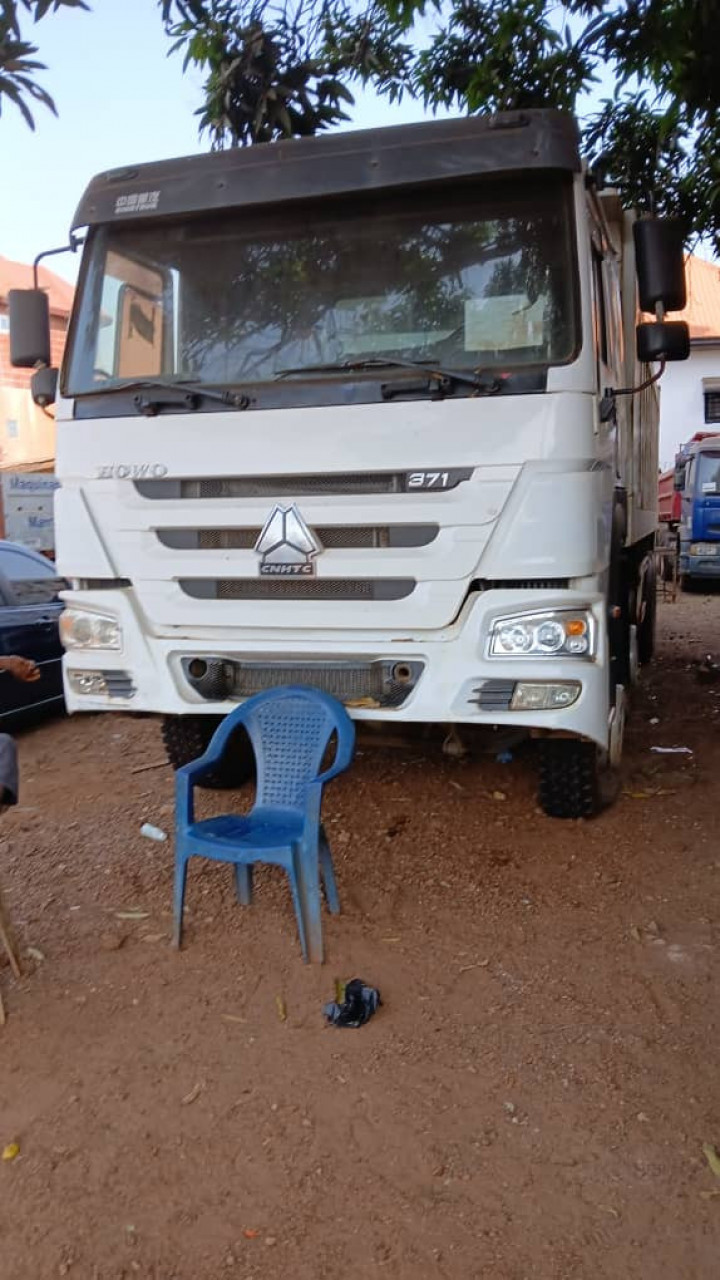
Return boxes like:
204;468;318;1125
660;254;720;467
0;254;74;473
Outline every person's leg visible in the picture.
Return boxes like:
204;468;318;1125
0;735;18;808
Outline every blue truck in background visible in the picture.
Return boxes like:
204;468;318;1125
658;431;720;588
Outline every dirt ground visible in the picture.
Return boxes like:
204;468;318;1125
1;591;719;1280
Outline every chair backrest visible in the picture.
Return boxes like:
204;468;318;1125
221;686;354;811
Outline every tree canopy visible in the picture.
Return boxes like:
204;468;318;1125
0;0;88;127
160;1;412;145
1;0;718;249
160;0;719;250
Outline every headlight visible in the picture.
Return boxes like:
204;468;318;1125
489;609;594;658
689;543;718;557
60;609;122;651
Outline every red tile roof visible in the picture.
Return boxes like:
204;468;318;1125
0;253;74;318
670;253;720;340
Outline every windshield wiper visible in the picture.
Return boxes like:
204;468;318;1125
75;379;252;415
276;357;504;396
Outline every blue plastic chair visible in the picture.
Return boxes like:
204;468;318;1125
173;686;355;963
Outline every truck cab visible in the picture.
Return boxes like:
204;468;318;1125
676;433;720;583
7;109;690;817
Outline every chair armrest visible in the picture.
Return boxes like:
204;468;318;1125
175;704;256;830
179;750;218;784
175;762;204;827
315;721;356;784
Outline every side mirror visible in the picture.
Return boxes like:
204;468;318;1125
8;289;51;368
633;218;686;315
31;366;58;409
636;320;690;364
673;464;686;491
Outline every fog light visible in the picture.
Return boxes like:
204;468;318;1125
511;681;580;710
67;670;108;696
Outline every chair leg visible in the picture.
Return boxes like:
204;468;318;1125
296;842;324;965
288;848;310;964
0;880;21;979
234;863;253;906
319;830;340;915
173;855;189;949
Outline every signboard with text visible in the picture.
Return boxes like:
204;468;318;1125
0;472;59;556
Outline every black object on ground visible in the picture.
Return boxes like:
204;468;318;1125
324;978;382;1028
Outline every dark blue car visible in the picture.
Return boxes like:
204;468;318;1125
0;541;65;725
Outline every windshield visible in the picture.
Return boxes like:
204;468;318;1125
697;450;720;493
64;178;579;396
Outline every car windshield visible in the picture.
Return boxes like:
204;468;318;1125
64;178;578;395
697;450;720;493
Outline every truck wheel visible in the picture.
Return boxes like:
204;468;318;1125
537;739;612;819
161;715;255;789
637;557;657;666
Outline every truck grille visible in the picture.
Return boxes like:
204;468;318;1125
187;474;405;497
135;469;472;499
181;657;423;708
180;578;416;602
158;525;438;551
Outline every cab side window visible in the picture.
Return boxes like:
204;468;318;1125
592;246;609;367
94;250;167;382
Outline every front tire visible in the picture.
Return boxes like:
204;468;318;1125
161;714;254;789
538;738;609;819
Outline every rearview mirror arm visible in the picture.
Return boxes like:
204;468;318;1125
610;360;666;399
600;360;666;420
32;234;82;290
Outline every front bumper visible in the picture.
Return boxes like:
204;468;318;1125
680;552;720;580
62;588;612;747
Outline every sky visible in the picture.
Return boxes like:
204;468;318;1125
0;0;444;283
0;0;668;283
0;0;715;470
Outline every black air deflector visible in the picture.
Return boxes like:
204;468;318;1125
72;110;581;228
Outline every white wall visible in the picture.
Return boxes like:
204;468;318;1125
657;342;720;470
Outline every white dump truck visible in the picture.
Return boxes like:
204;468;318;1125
9;109;690;816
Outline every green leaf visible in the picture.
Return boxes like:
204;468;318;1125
0;76;38;127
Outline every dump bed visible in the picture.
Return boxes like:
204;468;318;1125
657;469;680;525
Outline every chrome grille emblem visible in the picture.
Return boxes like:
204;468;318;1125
254;504;323;577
